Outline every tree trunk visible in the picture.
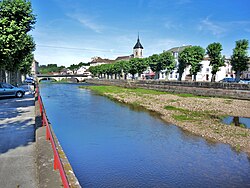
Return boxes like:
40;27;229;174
154;71;159;80
193;74;197;81
10;70;18;86
178;72;183;81
0;69;6;82
235;70;241;82
233;117;240;127
165;72;169;80
211;74;216;82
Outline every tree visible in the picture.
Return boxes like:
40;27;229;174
19;52;34;75
177;53;187;81
118;60;130;79
0;0;36;84
206;42;225;82
159;51;175;79
68;64;79;74
178;46;205;81
148;54;161;79
128;58;138;79
231;39;249;82
89;66;98;77
128;58;148;79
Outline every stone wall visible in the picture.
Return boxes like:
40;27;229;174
86;79;250;100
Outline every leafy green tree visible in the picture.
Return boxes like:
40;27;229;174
206;42;225;82
128;58;147;79
178;46;205;81
89;66;98;77
39;64;65;74
19;53;34;75
119;60;130;79
68;64;79;74
159;51;175;79
0;0;36;84
231;39;249;82
148;54;161;79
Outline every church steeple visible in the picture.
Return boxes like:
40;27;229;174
133;34;143;58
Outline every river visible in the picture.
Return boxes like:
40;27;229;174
40;83;250;188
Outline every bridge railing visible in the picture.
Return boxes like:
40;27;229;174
37;87;70;188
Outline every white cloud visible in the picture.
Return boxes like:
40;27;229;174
67;14;102;33
144;38;182;57
199;18;226;36
164;21;182;30
199;18;250;37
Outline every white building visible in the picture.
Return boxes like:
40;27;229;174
157;46;233;82
76;66;90;74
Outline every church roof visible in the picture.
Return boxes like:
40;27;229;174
133;37;143;49
115;55;133;61
167;45;192;53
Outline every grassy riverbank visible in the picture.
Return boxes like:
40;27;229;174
79;85;250;155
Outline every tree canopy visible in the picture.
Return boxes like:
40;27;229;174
231;39;249;82
0;0;36;74
178;46;205;81
206;42;225;82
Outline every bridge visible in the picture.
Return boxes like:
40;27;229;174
36;74;91;82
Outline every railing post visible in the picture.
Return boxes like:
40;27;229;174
46;125;50;140
54;155;59;170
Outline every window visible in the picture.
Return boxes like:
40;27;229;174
206;68;209;72
206;74;209;81
2;83;13;89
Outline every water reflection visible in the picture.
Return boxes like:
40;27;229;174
223;116;250;129
40;83;250;188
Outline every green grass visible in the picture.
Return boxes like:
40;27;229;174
79;85;166;95
164;105;188;113
164;105;219;122
168;99;180;102
176;93;209;98
223;99;233;104
80;85;214;99
173;114;195;121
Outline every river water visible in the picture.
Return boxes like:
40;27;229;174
40;83;250;188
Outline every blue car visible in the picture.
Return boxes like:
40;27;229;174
0;82;26;98
239;79;250;84
24;77;35;84
219;77;236;83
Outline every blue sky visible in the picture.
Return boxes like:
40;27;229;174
31;0;250;67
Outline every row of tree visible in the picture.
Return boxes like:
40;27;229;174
89;51;176;80
0;0;36;85
39;62;90;74
89;40;249;82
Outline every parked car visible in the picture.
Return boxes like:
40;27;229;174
219;77;236;83
0;82;26;98
239;79;250;84
24;77;35;84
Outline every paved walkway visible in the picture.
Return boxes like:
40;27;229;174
0;93;37;188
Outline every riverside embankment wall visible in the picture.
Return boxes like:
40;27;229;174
86;79;250;100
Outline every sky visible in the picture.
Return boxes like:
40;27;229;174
30;0;250;67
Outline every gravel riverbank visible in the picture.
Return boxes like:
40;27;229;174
85;86;250;156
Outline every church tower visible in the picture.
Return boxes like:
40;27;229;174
133;34;143;58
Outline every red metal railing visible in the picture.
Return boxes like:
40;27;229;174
37;89;70;188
